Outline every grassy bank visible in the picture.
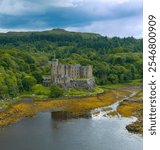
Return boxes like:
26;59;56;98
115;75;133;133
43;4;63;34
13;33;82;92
0;79;142;109
117;90;143;134
100;79;142;90
0;86;133;127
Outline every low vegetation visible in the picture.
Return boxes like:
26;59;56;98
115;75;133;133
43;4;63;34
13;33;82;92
117;90;143;134
0;29;142;100
0;30;143;135
32;84;50;95
65;87;104;96
0;86;133;127
49;84;64;98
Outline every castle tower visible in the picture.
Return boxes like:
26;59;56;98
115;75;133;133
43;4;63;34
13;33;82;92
80;66;93;79
86;66;93;78
51;59;58;82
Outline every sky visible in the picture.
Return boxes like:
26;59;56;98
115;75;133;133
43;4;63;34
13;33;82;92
0;0;143;38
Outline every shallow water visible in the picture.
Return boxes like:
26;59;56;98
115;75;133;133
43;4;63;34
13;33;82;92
0;107;142;150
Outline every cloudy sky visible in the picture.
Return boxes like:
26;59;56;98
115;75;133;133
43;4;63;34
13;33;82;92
0;0;143;37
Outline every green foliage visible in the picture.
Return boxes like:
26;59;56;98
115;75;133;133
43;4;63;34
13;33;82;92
32;84;50;95
65;89;89;96
0;29;143;99
32;71;43;83
22;76;37;91
0;50;50;99
65;87;104;96
49;84;64;98
125;79;143;86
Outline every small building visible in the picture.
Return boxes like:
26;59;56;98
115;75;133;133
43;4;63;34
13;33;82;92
42;76;51;87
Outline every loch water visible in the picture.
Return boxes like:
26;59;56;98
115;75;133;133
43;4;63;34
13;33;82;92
0;105;142;150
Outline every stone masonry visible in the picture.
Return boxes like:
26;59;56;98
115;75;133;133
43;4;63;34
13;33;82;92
50;59;96;90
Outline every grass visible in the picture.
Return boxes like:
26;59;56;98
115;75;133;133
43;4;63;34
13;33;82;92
13;84;50;101
117;101;142;117
99;79;142;90
0;99;20;109
125;79;143;86
0;79;142;110
117;101;143;134
99;83;123;89
107;111;119;117
117;89;143;134
0;82;143;134
131;90;143;99
117;88;143;118
65;86;104;96
0;86;104;109
17;93;48;101
75;78;87;81
65;89;89;96
93;86;105;94
0;86;133;127
32;84;50;95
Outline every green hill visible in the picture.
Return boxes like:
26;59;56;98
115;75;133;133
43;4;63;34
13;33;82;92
0;29;142;99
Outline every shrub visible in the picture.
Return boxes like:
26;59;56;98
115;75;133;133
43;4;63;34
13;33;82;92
22;76;37;91
49;84;64;98
32;84;50;95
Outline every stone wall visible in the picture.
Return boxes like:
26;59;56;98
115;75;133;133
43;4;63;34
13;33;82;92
50;59;96;90
69;78;96;91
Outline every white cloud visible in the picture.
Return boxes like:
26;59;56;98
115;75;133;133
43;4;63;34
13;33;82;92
0;0;142;37
0;0;82;16
66;16;142;38
79;0;142;17
50;0;130;7
0;28;8;33
50;0;83;7
0;0;142;15
0;27;52;33
0;0;42;16
0;0;84;16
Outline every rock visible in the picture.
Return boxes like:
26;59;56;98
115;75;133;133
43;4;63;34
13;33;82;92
69;78;96;90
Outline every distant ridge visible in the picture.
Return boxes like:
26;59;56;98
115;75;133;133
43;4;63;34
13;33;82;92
0;28;101;39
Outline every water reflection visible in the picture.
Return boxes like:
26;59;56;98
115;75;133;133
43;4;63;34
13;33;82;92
51;111;91;130
51;111;91;121
0;111;142;150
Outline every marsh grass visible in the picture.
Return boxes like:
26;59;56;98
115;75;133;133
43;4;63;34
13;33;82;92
117;90;143;134
0;86;132;127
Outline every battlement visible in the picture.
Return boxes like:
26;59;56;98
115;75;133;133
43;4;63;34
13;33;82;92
51;59;93;82
50;59;95;90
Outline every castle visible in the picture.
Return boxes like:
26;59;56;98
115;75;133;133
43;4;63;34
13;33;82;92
43;59;96;90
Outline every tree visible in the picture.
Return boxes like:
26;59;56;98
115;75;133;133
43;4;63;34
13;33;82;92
0;82;8;99
49;84;64;98
5;77;19;97
32;71;43;83
22;76;37;91
0;30;143;100
108;74;119;84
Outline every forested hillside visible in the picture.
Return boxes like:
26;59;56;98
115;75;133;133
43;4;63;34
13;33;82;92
0;29;143;99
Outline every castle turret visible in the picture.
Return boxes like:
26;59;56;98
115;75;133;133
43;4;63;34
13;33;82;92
51;59;58;82
86;65;93;78
50;59;95;90
80;66;93;79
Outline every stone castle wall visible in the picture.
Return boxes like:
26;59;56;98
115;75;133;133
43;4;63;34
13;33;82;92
70;78;96;90
50;59;95;90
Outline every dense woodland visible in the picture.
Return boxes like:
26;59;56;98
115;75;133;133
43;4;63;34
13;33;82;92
0;29;143;99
